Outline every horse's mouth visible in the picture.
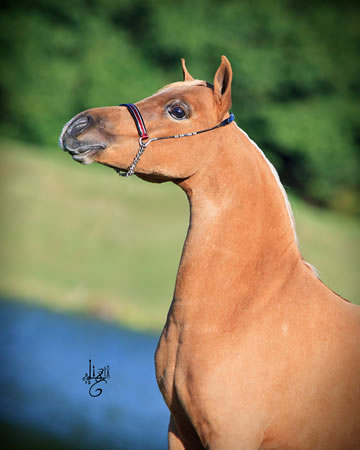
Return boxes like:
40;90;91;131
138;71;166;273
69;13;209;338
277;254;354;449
68;145;106;165
60;136;106;165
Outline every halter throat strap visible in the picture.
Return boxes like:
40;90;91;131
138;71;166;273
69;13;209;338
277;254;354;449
119;103;234;177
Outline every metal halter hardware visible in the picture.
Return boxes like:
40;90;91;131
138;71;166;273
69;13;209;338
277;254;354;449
118;103;235;177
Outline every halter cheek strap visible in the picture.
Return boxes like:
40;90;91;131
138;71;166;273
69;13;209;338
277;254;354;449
120;103;148;140
119;103;234;177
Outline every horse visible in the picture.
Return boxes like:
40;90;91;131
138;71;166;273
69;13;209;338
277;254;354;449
60;56;360;449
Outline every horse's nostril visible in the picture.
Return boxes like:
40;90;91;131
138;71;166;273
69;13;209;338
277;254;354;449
67;114;93;138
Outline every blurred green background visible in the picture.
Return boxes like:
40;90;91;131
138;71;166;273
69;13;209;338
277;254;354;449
0;0;359;331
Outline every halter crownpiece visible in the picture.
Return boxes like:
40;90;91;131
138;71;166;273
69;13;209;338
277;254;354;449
118;103;234;177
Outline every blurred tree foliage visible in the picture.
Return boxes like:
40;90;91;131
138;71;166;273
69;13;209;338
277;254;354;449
0;0;359;213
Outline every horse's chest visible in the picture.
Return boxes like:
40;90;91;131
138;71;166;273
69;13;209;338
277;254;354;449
155;323;199;409
154;325;181;406
155;324;216;415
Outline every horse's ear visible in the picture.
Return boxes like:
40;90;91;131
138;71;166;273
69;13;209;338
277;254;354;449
181;58;194;81
213;55;232;117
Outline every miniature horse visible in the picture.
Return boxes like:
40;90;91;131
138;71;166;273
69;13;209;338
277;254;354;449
60;56;360;449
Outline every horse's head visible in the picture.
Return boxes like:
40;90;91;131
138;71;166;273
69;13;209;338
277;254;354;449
60;56;232;182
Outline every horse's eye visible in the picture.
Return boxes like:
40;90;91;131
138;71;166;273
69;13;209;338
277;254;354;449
169;105;187;120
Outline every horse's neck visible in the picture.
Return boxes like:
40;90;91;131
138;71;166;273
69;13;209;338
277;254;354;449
173;126;303;321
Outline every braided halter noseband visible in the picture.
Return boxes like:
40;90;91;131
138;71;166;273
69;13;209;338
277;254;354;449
118;103;234;177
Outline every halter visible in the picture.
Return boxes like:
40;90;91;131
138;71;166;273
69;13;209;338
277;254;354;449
118;103;235;177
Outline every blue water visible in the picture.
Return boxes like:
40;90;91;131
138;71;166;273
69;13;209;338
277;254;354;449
0;299;169;449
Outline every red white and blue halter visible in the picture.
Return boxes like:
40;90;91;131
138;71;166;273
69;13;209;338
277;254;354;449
119;103;234;177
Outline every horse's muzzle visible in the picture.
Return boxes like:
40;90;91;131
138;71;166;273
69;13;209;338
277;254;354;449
59;113;106;163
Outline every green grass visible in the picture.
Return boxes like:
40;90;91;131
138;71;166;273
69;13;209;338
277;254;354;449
1;141;359;331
